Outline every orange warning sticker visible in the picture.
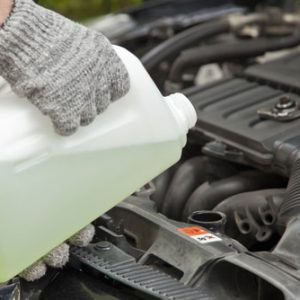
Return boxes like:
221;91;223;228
178;226;208;236
178;226;222;244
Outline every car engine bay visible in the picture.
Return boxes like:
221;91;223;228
3;0;300;299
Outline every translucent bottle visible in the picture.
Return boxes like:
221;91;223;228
0;46;197;282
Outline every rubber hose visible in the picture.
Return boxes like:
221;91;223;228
161;156;238;220
279;159;300;222
169;29;300;83
273;160;300;264
141;19;230;72
183;171;286;221
151;164;178;212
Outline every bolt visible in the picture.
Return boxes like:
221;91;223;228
95;241;112;251
275;95;296;110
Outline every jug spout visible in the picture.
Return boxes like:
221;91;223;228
164;93;197;137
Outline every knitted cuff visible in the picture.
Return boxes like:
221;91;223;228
0;1;53;81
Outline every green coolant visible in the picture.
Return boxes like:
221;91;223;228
0;140;181;282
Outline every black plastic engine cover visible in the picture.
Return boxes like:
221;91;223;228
186;51;300;175
246;51;300;92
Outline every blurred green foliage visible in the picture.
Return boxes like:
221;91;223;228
39;0;142;21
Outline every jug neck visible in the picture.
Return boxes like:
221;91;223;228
164;93;197;146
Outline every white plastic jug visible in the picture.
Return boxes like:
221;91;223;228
0;46;197;282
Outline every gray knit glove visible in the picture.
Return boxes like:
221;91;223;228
0;0;130;135
19;224;95;281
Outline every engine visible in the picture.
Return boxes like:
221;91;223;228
72;21;300;300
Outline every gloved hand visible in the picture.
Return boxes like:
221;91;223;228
19;224;95;281
0;0;130;136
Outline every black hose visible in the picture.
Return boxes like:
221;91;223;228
278;159;300;222
273;159;300;264
169;29;300;83
151;164;178;211
141;19;230;72
161;156;237;220
183;171;285;221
